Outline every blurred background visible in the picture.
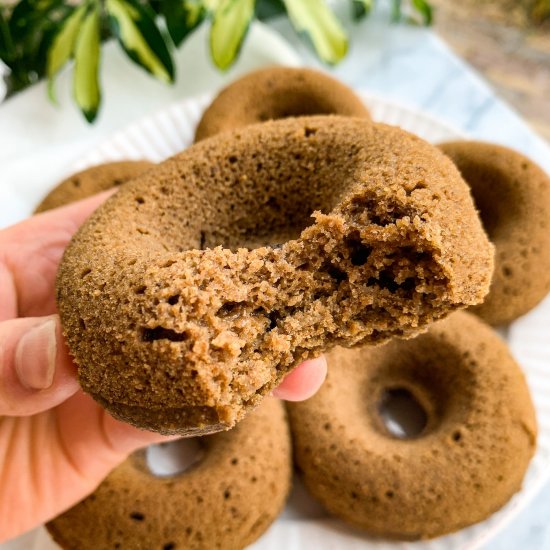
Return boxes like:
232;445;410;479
432;0;550;143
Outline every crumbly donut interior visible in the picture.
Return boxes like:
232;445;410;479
138;140;446;420
57;118;492;434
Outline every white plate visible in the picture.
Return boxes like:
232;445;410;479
6;93;550;550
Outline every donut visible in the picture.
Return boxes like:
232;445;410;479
46;398;291;550
439;141;550;325
287;311;537;540
194;67;370;141
35;160;154;213
56;116;493;436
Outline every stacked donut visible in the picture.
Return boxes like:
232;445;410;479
39;67;549;547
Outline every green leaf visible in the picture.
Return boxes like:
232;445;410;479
5;0;71;81
73;6;101;122
256;0;286;21
161;0;206;47
210;0;255;70
411;0;432;25
46;3;87;102
106;0;174;83
9;0;66;42
283;0;347;65
0;7;15;62
391;0;402;22
351;0;373;21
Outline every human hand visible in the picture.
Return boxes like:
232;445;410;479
0;192;327;542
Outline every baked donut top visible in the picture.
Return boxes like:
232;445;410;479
46;398;291;550
439;140;550;325
34;160;154;213
287;311;536;539
57;116;493;435
194;66;370;141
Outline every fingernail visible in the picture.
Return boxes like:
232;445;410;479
15;319;57;390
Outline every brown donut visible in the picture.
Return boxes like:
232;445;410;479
194;67;370;141
439;141;550;325
287;311;537;539
47;398;291;550
34;161;154;213
56;116;493;436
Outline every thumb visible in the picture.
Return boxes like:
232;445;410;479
0;314;79;416
54;391;178;489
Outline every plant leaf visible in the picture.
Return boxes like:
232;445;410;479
390;0;401;21
351;0;373;21
106;0;174;83
46;3;86;102
5;0;71;83
210;0;255;70
73;6;101;122
283;0;347;65
161;0;206;47
9;0;66;44
411;0;432;25
0;7;15;63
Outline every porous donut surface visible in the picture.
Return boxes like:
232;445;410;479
56;116;493;435
34;160;154;213
47;398;291;550
287;311;537;540
194;66;370;141
439;141;550;325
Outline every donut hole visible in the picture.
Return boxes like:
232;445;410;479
378;388;428;439
146;438;205;476
174;126;377;252
368;337;479;444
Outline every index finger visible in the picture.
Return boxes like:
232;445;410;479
0;190;115;321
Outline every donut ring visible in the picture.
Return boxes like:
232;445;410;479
194;67;370;141
287;311;537;539
439;141;550;325
34;161;154;213
57;116;493;435
47;398;291;550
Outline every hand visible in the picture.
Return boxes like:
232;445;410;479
0;193;327;543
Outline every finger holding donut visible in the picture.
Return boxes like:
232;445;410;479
0;194;180;544
0;163;325;544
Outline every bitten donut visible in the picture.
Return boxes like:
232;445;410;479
194;67;370;141
439;141;550;325
47;398;291;550
287;311;537;540
57;116;493;436
34;160;154;213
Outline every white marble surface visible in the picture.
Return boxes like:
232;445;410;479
1;4;549;548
